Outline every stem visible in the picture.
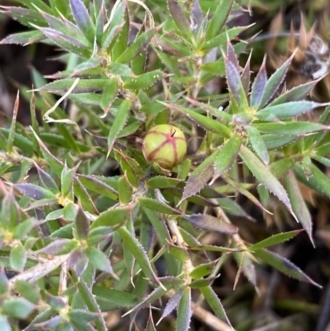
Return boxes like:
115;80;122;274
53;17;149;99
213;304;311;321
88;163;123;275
167;218;194;284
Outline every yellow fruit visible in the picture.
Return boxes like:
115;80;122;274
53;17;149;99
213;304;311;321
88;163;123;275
142;124;187;169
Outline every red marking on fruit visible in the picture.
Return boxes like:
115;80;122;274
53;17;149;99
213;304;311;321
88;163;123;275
142;124;187;169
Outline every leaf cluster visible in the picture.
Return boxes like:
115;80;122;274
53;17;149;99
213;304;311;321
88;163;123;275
0;0;329;330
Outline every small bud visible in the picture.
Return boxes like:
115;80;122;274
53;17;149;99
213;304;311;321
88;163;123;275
142;124;187;169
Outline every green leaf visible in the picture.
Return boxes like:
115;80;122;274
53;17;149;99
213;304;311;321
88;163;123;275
118;175;133;205
31;128;64;176
93;286;138;310
0;128;33;156
189;260;217;279
177;287;192;331
222;173;271;214
117;226;162;287
35;27;90;57
163;102;231;137
248;230;302;251
234;252;257;290
201;25;247;52
39;78;108;94
13;218;37;240
200;286;232;327
284;171;314;246
138;197;181;215
102;0;125;50
14;183;55;200
41;239;78;255
70;0;95;43
76;279;107;331
168;244;189;262
0;30;44;45
254;249;322;288
6;91;19;153
247;126;269;165
143;208;171;246
100;77;118;115
0;5;44;27
61;166;75;200
78;174;118;201
250;58;267;109
111;6;129;61
268;80;319;106
123;286;168;316
269;157;295;178
10;244;27;272
85;247;115;275
123;70;164;90
200;59;225;76
205;0;233;40
75;205;89;240
184;214;238;234
256;101;324;121
107;99;131;153
214;134;242;176
240;144;294;217
147;176;181;189
2;297;35;319
14;280;40;305
304;163;330;197
91;207;129;229
167;0;191;40
116;28;158;64
259;54;293;108
225;53;249;110
180;151;219;203
157;290;182;326
37;9;89;46
68;310;98;329
36;164;59;194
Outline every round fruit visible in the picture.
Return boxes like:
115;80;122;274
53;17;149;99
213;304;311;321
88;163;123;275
142;124;187;169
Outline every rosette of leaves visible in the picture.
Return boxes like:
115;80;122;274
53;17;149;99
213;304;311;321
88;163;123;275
0;0;328;330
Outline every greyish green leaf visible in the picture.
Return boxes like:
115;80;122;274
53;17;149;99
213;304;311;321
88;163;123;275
254;249;322;288
184;214;238;234
259;53;294;108
214;134;242;177
100;77;118;116
157;290;183;326
116;28;159;64
177;288;192;331
138;197;181;215
0;30;44;45
200;286;232;327
239;145;295;218
248;230;302;251
205;0;233;40
256;101;324;121
91;207;129;229
70;0;95;43
117;226;163;288
250;58;267;109
162;103;231;137
2;297;35;319
167;0;191;40
247;126;269;165
180;151;219;204
107;99;131;153
123;70;164;90
284;171;314;246
268;79;319;106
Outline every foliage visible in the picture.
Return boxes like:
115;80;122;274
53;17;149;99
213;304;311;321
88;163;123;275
0;0;329;330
